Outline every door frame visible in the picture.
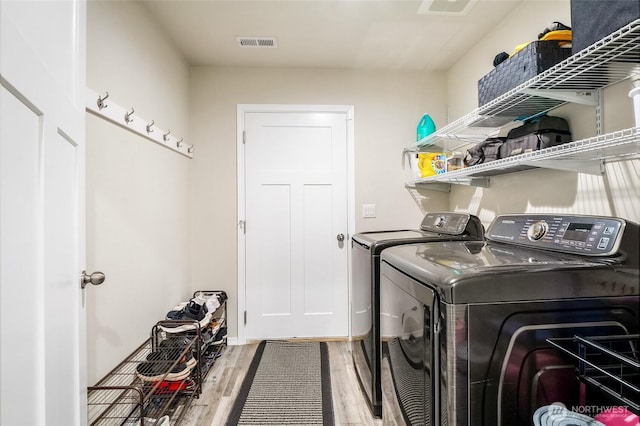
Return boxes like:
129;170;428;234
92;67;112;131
236;104;355;345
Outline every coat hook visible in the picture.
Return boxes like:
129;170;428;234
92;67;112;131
146;120;155;134
163;129;171;142
187;145;194;154
176;137;184;148
97;91;109;110
124;107;135;124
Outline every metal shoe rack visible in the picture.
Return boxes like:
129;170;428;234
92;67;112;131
547;334;640;415
87;290;227;426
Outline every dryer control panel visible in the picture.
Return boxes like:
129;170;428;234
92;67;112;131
487;214;629;256
420;212;483;237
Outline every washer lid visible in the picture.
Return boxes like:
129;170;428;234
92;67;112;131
381;241;639;303
353;229;429;246
352;229;482;255
352;212;484;253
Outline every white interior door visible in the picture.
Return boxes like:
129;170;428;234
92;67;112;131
243;109;350;340
0;1;87;425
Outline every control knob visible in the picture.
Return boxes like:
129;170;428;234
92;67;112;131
527;221;548;241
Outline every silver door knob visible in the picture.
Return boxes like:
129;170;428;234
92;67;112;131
81;270;106;289
337;233;345;242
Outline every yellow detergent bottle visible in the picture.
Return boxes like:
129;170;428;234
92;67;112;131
418;153;447;177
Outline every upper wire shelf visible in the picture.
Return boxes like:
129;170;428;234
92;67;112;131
410;19;640;153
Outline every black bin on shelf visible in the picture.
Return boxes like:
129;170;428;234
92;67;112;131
571;0;640;54
477;40;572;107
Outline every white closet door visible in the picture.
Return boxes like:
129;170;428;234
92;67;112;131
244;110;349;339
0;1;87;424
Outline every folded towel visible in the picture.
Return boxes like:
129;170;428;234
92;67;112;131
533;404;606;426
594;407;640;426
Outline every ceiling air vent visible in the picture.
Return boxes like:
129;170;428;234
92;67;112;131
236;36;278;48
417;0;476;15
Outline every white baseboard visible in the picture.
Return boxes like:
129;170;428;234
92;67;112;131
227;337;239;346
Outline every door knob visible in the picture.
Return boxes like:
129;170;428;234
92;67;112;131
337;233;345;242
81;270;106;289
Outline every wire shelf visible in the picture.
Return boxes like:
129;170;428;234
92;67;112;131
547;334;640;415
410;127;640;187
412;19;640;152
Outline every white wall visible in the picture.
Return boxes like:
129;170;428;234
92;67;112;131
84;1;450;373
189;67;449;339
86;1;191;384
83;0;640;364
445;0;639;226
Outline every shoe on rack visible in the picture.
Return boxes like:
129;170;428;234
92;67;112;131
136;359;189;382
156;416;171;426
149;379;196;395
193;293;220;314
161;311;200;326
201;328;215;345
183;299;207;321
158;335;191;351
147;335;194;365
166;309;183;320
212;327;227;345
147;347;193;365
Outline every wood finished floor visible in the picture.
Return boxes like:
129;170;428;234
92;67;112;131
183;340;384;425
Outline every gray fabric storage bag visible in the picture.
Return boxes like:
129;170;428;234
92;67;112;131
499;133;539;158
464;137;505;166
500;116;572;158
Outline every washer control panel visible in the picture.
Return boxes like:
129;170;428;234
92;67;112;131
487;214;627;256
420;212;480;236
526;220;549;241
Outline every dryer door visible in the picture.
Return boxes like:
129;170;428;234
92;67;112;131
350;238;379;416
381;262;439;426
467;298;639;426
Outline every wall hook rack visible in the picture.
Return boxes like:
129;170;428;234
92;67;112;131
124;107;135;124
86;88;193;159
97;92;109;110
